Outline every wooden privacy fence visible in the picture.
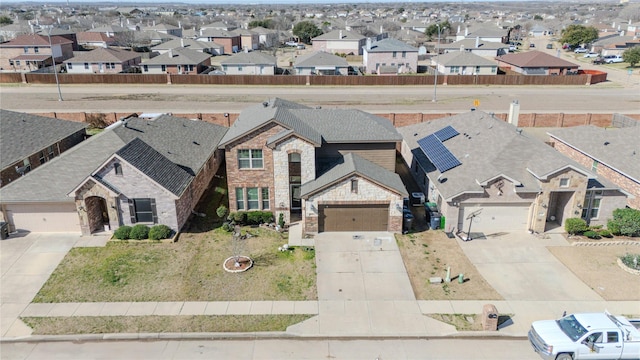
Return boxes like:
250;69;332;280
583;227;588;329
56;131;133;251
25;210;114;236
1;71;606;86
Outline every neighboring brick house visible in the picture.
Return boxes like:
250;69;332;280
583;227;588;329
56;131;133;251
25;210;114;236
0;114;228;235
220;51;276;75
219;98;407;234
0;33;74;71
495;51;579;75
250;26;278;49
64;48;142;73
196;29;241;54
0;110;87;188
151;38;224;55
312;29;367;55
234;28;259;51
548;126;640;210
294;51;349;75
440;38;508;57
140;47;211;74
76;31;118;48
398;111;627;235
362;37;419;75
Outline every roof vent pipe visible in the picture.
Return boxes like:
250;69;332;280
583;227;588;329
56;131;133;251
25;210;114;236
508;100;520;127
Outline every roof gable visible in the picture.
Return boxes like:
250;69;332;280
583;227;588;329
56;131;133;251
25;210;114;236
116;138;192;197
64;48;141;63
141;47;210;65
300;152;407;197
366;38;418;52
294;51;349;67
496;51;579;68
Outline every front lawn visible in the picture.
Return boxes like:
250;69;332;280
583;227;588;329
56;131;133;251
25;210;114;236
33;227;317;302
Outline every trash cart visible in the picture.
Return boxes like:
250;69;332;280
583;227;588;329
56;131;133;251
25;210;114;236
430;212;441;230
0;222;9;240
403;211;414;233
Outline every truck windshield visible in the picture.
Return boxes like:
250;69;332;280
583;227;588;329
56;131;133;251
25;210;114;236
557;315;588;341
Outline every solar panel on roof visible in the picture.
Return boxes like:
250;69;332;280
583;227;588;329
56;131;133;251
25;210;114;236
433;125;459;142
417;134;462;173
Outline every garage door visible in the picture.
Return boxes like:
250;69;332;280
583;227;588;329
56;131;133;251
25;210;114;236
458;204;531;234
6;203;80;233
319;204;389;232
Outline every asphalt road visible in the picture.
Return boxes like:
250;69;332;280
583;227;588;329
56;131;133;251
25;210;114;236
0;338;540;360
0;83;638;115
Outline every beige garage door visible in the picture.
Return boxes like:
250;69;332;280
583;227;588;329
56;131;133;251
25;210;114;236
319;204;389;232
459;204;531;234
6;203;80;233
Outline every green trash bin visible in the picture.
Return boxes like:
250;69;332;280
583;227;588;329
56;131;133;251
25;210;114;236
440;215;446;230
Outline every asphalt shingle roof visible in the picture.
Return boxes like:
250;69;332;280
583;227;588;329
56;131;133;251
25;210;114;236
141;47;211;65
294;51;349;67
116;138;192;197
441;39;506;51
64;48;141;63
0;34;72;47
397;111;594;201
313;29;365;41
365;38;418;53
152;39;222;51
496;51;579;68
548;125;640;182
220;98;401;147
220;51;276;65
436;51;497;67
0;110;87;169
300;152;407;197
0;115;228;202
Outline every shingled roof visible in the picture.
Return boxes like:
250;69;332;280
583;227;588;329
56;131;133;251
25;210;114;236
436;51;497;67
220;51;276;65
496;51;579;68
294;51;348;67
0;34;72;47
0;110;87;170
0;115;228;202
64;48;141;63
141;47;210;65
219;98;401;147
365;38;418;52
300;152;407;197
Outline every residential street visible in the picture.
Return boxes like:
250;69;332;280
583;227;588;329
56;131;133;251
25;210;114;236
0;338;540;360
0;82;638;114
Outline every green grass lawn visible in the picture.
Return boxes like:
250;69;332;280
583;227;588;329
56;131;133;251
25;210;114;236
33;227;317;302
22;315;313;335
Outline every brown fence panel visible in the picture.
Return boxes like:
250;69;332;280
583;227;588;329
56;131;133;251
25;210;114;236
170;74;308;86
0;73;23;83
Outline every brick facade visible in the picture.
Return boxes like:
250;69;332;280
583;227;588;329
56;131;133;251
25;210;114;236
553;141;640;210
1;129;85;187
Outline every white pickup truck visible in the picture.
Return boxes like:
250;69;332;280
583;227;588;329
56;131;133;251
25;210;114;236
529;312;640;360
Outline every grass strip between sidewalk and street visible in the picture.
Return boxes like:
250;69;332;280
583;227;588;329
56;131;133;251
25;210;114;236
22;315;313;335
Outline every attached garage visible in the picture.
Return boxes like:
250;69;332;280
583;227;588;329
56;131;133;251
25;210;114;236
458;203;532;234
5;203;80;233
319;203;389;232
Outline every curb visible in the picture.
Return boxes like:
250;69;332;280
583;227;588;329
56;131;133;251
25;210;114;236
0;331;528;343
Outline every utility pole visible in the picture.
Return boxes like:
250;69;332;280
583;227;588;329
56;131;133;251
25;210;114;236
46;26;63;101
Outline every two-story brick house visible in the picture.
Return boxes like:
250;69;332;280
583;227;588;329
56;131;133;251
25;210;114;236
219;99;408;234
0;33;74;72
548;126;640;210
0;110;87;188
0;114;227;235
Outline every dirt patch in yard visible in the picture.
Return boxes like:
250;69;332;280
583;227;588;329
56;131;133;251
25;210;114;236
397;231;503;300
548;243;640;301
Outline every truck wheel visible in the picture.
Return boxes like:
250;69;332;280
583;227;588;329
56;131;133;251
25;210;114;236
556;354;573;360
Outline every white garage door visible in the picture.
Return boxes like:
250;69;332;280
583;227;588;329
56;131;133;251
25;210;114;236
6;203;80;233
459;204;531;234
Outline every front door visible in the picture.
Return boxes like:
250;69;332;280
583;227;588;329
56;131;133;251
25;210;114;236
290;185;301;211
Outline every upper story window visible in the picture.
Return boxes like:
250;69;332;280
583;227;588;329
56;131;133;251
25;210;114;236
114;162;123;176
392;51;397;58
559;178;570;187
67;63;73;69
34;47;39;53
591;160;599;172
351;179;358;193
84;63;89;69
23;47;29;53
238;149;263;169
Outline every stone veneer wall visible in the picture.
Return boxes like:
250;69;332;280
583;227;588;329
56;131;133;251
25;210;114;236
97;159;179;231
74;180;119;236
553;141;640;210
303;175;404;233
272;137;316;224
531;169;587;233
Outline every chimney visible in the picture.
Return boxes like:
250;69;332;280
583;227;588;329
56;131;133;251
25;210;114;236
153;20;156;26
339;30;343;39
366;38;372;51
465;27;469;36
178;21;181;29
475;36;480;48
380;25;383;34
457;25;460;34
181;38;184;47
168;49;173;58
508;100;520;127
460;45;465;51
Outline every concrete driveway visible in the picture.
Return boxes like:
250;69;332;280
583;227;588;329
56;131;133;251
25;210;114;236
457;233;603;301
288;232;456;336
0;232;108;338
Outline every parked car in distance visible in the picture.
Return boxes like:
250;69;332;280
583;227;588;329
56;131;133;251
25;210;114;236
208;70;226;75
546;44;553;49
574;47;588;53
529;43;535;48
583;52;599;58
603;55;624;64
592;57;606;65
285;41;298;47
509;45;517;52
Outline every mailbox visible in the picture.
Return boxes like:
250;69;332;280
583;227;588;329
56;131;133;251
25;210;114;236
481;304;499;331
